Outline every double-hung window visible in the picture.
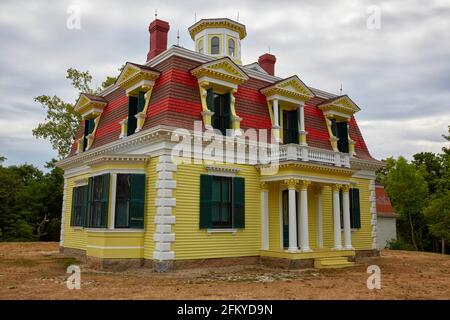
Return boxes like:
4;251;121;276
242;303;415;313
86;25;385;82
206;89;231;135
127;91;146;137
70;185;88;227
87;174;110;228
282;109;299;144
83;118;95;151
115;174;146;228
199;175;245;229
331;119;349;153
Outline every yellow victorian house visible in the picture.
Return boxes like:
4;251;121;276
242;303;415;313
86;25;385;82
57;17;383;271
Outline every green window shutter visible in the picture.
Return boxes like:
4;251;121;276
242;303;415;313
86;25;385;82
137;91;146;113
88;118;95;134
223;93;231;133
80;185;88;227
127;96;138;136
337;122;349;153
130;174;146;228
206;88;214;113
232;177;245;228
339;189;344;228
350;188;361;228
70;187;78;226
100;173;110;228
199;174;213;228
85;177;94;227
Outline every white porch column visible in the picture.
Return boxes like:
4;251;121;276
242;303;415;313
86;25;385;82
297;103;307;146
285;179;298;252
299;180;311;252
342;185;353;249
332;184;343;250
315;186;323;248
260;182;269;250
273;99;279;128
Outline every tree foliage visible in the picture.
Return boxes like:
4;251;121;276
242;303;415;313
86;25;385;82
32;68;118;159
424;190;450;253
381;157;428;250
379;126;450;253
0;157;63;241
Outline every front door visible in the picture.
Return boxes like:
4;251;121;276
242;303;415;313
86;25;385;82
282;189;299;248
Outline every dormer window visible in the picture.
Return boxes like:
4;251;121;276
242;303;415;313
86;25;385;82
282;109;299;144
83;118;96;151
211;36;220;54
74;93;107;153
331;118;349;153
228;38;235;56
115;62;161;138
207;89;231;135
190;58;249;133
260;76;315;145
127;91;146;137
317;95;360;155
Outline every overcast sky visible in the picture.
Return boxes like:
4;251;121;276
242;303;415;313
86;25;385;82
0;0;449;169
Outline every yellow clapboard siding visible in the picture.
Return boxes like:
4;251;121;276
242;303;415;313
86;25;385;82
173;163;261;260
143;157;157;259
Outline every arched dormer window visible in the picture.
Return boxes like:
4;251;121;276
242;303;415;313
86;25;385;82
211;36;220;54
228;38;235;56
198;39;204;54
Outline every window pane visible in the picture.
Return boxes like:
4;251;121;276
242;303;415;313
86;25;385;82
115;200;129;227
198;39;204;53
117;174;131;199
211;36;220;54
115;174;132;228
228;38;235;56
212;204;220;222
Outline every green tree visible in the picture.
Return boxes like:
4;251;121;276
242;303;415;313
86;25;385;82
32;68;118;159
442;125;450;156
424;190;450;254
0;161;63;242
382;157;429;250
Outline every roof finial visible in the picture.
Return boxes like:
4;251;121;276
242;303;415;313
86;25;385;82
340;83;343;95
268;46;271;54
237;11;240;22
155;9;157;19
194;12;197;23
177;29;180;46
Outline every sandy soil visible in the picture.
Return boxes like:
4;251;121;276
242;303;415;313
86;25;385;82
0;242;449;299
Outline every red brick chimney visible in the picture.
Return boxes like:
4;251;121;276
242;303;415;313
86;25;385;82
258;53;276;76
146;19;170;62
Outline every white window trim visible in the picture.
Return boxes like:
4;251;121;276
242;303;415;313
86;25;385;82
207;228;237;234
85;170;145;230
205;165;240;177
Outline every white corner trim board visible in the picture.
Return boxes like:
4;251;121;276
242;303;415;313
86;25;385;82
153;155;177;261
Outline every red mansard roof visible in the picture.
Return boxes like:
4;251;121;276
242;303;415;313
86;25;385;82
68;53;375;161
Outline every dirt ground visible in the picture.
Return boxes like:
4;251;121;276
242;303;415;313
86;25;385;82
0;242;449;299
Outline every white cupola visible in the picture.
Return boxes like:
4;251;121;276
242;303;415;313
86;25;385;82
188;18;247;65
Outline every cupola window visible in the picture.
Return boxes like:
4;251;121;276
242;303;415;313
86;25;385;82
228;38;235;56
211;36;220;54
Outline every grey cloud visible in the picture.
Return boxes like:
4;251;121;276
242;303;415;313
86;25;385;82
0;0;449;169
